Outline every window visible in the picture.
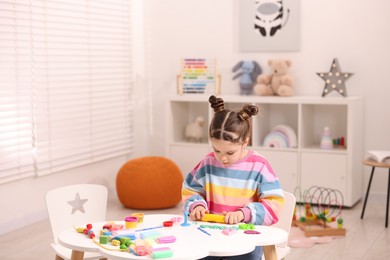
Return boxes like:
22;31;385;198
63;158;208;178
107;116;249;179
0;0;134;183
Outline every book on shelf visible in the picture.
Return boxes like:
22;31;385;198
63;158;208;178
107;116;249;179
367;150;390;162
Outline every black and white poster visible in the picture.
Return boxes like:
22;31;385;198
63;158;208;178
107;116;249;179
239;0;300;52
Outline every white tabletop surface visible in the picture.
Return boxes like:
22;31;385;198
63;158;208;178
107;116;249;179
58;214;288;260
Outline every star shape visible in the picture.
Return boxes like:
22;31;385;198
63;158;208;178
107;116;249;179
67;193;88;214
317;58;353;97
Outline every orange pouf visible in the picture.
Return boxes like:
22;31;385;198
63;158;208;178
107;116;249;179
116;156;184;209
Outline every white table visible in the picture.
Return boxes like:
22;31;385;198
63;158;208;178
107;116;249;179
58;214;287;260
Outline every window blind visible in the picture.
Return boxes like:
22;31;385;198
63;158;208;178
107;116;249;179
0;0;134;183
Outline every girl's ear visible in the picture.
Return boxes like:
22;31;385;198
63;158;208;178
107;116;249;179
243;137;250;147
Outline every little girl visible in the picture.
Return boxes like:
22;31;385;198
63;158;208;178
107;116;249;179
182;95;284;260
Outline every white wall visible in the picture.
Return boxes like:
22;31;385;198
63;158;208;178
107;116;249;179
146;0;390;195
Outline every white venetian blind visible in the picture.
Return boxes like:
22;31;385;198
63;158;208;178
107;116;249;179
0;0;134;183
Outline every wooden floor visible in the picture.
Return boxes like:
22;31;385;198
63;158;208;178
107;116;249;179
1;196;390;260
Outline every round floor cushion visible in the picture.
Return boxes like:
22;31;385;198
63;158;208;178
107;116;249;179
116;156;184;209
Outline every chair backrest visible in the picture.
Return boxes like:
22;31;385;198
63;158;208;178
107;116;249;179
45;184;108;243
272;191;296;247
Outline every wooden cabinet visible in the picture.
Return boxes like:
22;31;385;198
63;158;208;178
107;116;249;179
166;95;364;206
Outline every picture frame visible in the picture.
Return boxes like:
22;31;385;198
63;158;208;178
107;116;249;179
238;0;301;52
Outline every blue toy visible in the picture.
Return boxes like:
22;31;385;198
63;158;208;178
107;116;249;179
232;60;262;95
181;211;191;227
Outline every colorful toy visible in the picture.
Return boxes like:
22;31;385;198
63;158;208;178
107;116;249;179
75;217;179;258
99;235;110;244
130;244;148;256
333;136;346;148
181;211;191;226
112;229;136;239
200;213;225;223
131;212;144;223
156;235;176;243
293;186;346;237
75;223;96;238
163;221;173;227
320;126;333;149
124;216;138;228
238;223;255;230
152;249;173;259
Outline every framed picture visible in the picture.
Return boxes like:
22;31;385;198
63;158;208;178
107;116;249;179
238;0;300;52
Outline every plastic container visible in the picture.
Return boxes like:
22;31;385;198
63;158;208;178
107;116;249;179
125;216;138;228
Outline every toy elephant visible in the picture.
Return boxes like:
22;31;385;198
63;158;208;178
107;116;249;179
232;60;262;95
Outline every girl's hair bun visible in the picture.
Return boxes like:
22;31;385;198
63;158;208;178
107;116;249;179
209;95;224;112
239;104;259;120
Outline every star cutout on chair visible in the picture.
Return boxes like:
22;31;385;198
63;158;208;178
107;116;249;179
67;193;88;214
317;58;353;97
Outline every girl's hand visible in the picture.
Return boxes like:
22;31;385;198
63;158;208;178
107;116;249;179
223;210;244;224
190;206;207;221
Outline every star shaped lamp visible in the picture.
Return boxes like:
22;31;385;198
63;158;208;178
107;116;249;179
317;58;353;97
67;192;88;214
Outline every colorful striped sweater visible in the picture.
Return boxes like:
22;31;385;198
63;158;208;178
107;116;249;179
182;150;284;225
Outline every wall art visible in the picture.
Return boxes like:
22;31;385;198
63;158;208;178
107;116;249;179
239;0;300;52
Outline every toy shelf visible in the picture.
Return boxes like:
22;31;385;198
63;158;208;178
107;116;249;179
166;95;364;206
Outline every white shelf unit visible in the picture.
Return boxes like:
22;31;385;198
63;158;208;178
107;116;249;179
166;95;364;207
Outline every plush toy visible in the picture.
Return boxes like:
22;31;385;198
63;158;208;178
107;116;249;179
232;60;262;95
254;59;294;96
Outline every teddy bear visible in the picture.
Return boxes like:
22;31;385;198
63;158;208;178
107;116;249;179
254;59;294;96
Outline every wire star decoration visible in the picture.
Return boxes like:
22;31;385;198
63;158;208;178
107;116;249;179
317;58;353;97
67;192;88;214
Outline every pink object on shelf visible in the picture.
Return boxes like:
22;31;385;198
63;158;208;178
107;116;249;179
320;126;333;149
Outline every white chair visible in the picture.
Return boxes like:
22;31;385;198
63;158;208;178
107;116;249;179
262;191;296;260
45;184;108;260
